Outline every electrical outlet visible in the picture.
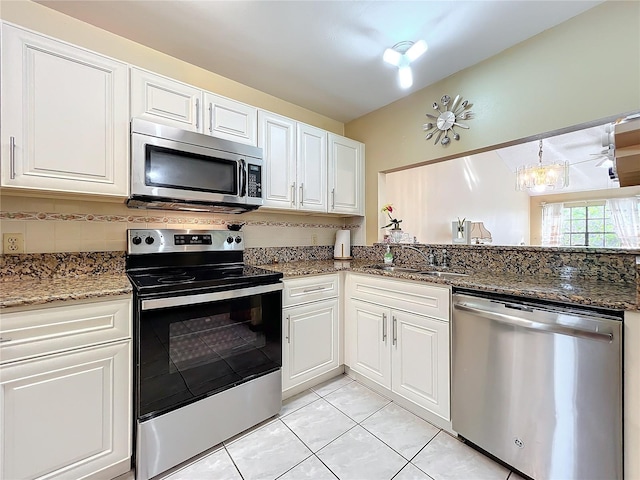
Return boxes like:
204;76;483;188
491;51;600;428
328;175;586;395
3;233;25;254
311;234;318;246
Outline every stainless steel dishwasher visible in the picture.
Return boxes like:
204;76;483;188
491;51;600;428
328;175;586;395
452;291;623;480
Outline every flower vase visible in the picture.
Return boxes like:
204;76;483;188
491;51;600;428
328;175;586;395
391;229;403;243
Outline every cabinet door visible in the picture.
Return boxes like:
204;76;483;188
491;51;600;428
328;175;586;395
131;67;202;132
346;299;391;389
1;25;128;196
391;310;450;420
0;340;132;480
204;92;257;145
328;133;364;215
282;298;340;391
258;111;297;209
296;123;327;212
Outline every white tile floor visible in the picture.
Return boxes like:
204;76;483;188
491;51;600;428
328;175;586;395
156;375;526;480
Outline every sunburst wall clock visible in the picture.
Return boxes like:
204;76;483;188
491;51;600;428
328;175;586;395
423;94;473;146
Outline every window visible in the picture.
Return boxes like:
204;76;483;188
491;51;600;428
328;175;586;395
561;203;621;247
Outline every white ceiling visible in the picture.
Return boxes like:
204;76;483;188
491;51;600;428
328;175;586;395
36;0;603;123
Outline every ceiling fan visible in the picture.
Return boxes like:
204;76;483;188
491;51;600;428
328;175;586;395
383;40;428;89
590;146;615;168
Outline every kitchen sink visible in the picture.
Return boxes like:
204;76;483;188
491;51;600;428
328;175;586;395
419;271;469;278
365;265;420;273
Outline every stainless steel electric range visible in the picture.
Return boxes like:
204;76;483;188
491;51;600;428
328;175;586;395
126;229;283;480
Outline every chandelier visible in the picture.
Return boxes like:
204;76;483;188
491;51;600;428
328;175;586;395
516;140;569;192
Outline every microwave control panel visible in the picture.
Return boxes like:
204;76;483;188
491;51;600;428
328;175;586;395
247;164;262;198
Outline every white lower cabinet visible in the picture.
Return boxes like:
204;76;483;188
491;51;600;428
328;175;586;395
282;274;340;393
0;297;132;480
348;299;391;389
283;298;340;391
391;309;449;420
346;274;451;421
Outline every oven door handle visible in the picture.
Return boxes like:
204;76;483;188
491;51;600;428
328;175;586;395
141;282;283;311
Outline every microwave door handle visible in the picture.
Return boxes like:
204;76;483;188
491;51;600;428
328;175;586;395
239;159;247;197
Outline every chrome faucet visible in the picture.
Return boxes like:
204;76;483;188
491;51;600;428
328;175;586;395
401;245;435;267
440;249;449;269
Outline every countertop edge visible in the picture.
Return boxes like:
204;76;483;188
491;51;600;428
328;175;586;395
259;261;639;312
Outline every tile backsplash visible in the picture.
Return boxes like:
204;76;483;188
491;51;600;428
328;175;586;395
355;244;639;284
0;194;362;253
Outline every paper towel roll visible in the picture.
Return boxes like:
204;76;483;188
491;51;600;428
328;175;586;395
334;229;351;259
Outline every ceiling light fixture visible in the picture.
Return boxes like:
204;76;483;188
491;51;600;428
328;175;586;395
383;40;428;89
516;139;569;192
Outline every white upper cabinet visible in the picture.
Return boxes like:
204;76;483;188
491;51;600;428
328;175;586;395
130;68;203;132
204;92;257;146
259;111;297;208
131;68;258;146
296;123;328;212
259;112;327;212
328;133;364;215
1;24;129;196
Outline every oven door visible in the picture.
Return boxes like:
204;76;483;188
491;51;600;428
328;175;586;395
136;283;283;421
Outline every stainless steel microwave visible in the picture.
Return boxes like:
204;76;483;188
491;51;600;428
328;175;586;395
128;119;263;213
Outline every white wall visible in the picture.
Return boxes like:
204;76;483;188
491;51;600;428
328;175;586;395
385;151;530;245
346;1;640;244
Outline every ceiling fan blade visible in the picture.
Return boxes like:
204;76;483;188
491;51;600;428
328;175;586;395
383;48;402;67
595;157;614;168
406;40;428;62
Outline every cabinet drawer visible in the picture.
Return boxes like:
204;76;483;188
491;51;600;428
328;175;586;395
0;296;132;364
283;274;339;307
347;274;450;321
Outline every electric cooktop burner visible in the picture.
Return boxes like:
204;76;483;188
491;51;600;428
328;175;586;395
125;229;283;295
157;275;197;284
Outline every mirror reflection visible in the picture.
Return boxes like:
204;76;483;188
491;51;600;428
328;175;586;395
384;117;640;248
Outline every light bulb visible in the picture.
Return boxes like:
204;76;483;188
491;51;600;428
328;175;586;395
398;66;412;89
406;40;428;62
383;48;402;67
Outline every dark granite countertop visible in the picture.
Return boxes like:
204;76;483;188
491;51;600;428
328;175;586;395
2;259;636;312
0;274;132;309
260;260;638;311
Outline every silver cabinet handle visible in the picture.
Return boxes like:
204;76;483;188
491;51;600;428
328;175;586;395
331;188;335;209
392;316;397;346
286;314;291;343
382;313;387;342
291;183;296;206
10;136;16;179
209;102;213;133
303;286;324;293
0;337;12;343
299;183;304;206
195;98;200;130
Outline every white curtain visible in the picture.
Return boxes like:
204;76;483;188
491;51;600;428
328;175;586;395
541;202;564;246
606;197;640;248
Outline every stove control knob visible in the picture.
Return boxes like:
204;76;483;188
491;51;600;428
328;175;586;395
226;236;234;244
145;236;155;245
235;236;242;243
132;236;142;245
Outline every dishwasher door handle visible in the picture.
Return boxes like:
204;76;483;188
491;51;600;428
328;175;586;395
454;303;614;343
